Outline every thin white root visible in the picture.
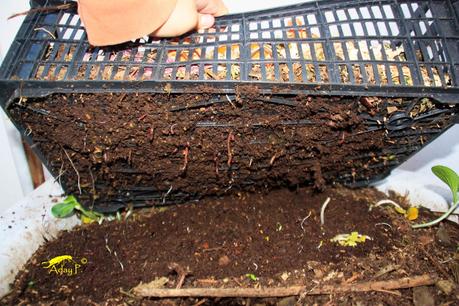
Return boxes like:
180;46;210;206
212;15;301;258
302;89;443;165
225;94;236;108
300;211;312;231
63;148;82;194
375;222;393;229
33;27;56;39
320;197;331;226
370;199;403;211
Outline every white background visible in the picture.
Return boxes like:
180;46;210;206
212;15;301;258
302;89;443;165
0;1;34;211
0;0;458;213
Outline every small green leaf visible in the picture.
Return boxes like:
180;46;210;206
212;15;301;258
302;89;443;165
246;273;258;281
51;201;76;218
80;209;103;221
432;165;459;204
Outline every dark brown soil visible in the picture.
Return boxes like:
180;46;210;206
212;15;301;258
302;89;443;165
2;187;459;305
8;91;455;211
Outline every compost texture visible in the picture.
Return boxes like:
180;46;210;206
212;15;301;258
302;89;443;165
8;90;454;211
2;187;459;305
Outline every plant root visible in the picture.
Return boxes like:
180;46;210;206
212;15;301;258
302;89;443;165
168;262;191;289
227;131;235;167
62;148;81;194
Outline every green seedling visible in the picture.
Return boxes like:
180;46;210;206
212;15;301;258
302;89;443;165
51;195;103;222
413;165;459;228
246;273;258;281
370;199;419;221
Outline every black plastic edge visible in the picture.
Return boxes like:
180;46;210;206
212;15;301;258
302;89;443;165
1;80;459;109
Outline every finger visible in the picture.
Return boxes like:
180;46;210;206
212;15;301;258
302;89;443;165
196;0;228;16
197;13;215;29
152;0;198;37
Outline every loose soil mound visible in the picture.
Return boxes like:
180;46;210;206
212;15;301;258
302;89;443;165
2;187;459;305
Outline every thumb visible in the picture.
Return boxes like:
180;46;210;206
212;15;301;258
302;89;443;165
198;14;215;30
152;0;199;37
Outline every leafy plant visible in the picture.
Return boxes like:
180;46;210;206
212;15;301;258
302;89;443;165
412;165;459;228
51;195;103;222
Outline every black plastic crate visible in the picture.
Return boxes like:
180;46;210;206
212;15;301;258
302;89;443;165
2;0;459;102
1;0;459;211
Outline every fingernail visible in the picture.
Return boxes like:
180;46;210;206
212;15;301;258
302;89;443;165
199;14;215;29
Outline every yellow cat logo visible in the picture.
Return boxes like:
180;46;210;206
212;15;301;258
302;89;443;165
42;255;87;276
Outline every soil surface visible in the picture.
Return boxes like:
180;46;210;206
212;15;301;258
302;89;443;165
2;187;459;305
8;91;456;211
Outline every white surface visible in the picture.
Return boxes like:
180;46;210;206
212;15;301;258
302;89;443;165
0;180;79;297
226;0;308;13
0;112;32;211
376;125;459;221
0;0;35;212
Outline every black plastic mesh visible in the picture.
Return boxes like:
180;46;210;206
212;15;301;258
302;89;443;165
1;0;459;103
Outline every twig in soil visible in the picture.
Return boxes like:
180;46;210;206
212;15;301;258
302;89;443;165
372;264;400;279
297;284;319;304
62;148;81;194
320;197;331;226
168;262;191;289
105;237;112;254
193;299;207;306
202;247;223;252
128;149;132;166
33;27;56;40
226;94;236;108
162;186;173;204
89;168;96;209
375;289;402;296
114;251;125;271
133;274;436;298
125;204;134;221
147;127;155;143
375;222;392;229
24;127;32;137
170;124;177;135
269;151;283;166
419;246;451;280
8;3;75;19
214;153;220;176
105;236;125;271
120;288;140;300
227;131;235;167
54;157;66;186
181;143;190;171
344;272;362;284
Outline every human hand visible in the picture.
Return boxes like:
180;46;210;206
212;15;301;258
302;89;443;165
152;0;228;37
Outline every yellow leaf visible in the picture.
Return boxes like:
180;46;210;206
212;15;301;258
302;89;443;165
330;232;371;247
81;215;95;224
406;207;419;221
